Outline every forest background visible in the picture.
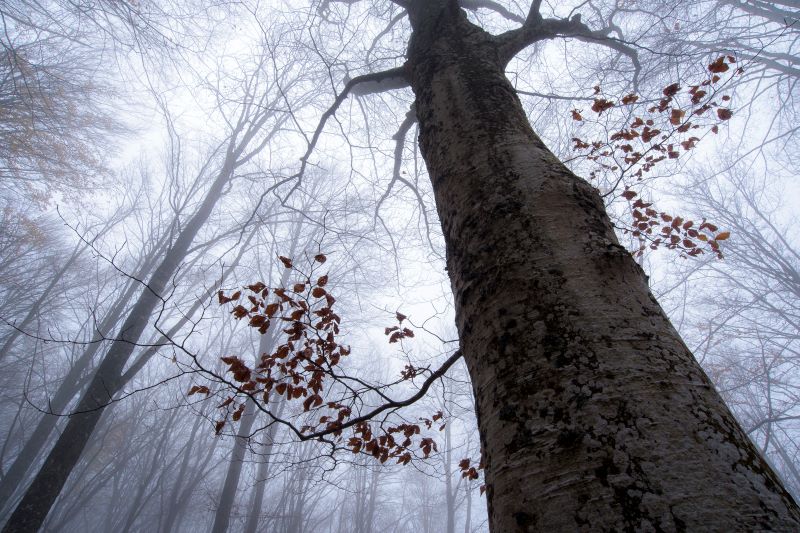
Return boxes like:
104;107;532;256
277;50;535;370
0;0;799;531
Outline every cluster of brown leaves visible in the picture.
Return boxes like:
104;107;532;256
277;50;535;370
571;55;741;182
621;190;729;258
570;55;739;258
458;458;486;495
188;255;448;467
191;252;351;434
347;414;443;465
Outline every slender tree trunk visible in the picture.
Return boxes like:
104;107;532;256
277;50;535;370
363;465;379;532
211;311;286;533
1;158;237;533
118;409;180;533
443;418;456;533
463;483;472;533
0;240;84;362
210;400;257;533
404;3;800;531
242;400;284;533
0;269;149;512
159;412;216;533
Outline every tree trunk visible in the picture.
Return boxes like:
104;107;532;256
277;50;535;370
0;239;83;362
0;268;151;513
443;414;456;533
242;399;284;533
405;3;800;531
210;400;257;533
160;414;222;533
1;159;236;533
118;409;180;533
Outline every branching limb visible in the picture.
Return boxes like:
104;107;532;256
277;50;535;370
375;104;417;217
288;349;462;442
495;5;640;89
459;0;525;23
318;0;410;12
374;104;437;252
286;65;409;199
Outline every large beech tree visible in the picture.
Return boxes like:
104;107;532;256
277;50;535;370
267;0;800;530
3;0;800;531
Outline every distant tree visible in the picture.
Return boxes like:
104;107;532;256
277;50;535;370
0;37;302;530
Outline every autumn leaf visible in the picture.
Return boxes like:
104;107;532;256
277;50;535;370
700;222;718;232
690;90;707;104
717;108;733;121
662;83;680;97
708;56;729;73
715;231;730;241
571;109;583;121
247;282;266;293
681;137;699;150
314;253;327;263
641;127;661;143
591;98;615;114
279;256;293;268
669;108;685;125
217;397;234;408
621;189;637;200
311;287;326;298
621;94;639;105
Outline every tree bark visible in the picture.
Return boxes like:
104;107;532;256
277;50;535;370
404;2;800;531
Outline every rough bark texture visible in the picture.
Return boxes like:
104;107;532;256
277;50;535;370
405;2;800;531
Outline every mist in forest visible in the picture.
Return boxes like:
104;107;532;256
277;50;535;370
1;1;799;532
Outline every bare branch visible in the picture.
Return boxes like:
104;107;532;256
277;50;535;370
495;13;640;88
459;0;525;23
293;349;463;441
287;65;409;196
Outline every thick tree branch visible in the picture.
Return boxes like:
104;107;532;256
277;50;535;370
459;0;525;23
527;0;543;24
287;65;409;197
204;348;463;446
495;14;640;88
